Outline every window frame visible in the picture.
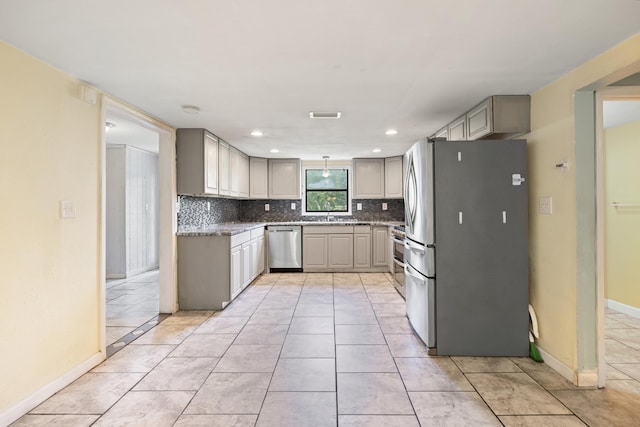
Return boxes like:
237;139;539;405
302;166;352;216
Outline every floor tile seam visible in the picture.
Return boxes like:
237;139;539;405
28;410;105;416
456;361;579;420
106;314;168;357
254;282;304;420
332;275;341;422
605;335;640;349
85;362;167;423
449;357;511;423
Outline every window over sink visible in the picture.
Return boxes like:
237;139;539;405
303;167;351;215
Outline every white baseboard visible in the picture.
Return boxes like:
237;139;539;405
607;299;640;319
577;369;599;387
536;345;599;387
0;352;105;426
537;345;577;385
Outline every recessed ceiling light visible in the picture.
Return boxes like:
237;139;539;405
385;129;398;135
105;122;116;132
251;130;263;137
182;105;200;114
270;149;279;153
372;148;382;153
310;112;342;119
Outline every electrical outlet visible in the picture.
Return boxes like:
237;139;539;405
357;203;362;211
539;196;553;214
265;203;270;211
60;200;76;219
291;202;296;210
382;203;388;211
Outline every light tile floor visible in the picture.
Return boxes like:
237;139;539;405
13;273;640;426
105;270;160;346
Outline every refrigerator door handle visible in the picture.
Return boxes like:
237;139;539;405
405;239;425;254
404;154;417;232
405;264;426;283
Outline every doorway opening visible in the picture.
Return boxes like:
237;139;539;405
105;110;161;351
596;87;640;387
100;97;177;356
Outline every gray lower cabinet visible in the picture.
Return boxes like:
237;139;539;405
303;234;328;269
354;226;371;269
302;225;388;272
372;226;388;267
230;244;242;299
328;234;354;269
178;228;265;310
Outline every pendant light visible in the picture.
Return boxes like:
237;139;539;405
322;156;330;177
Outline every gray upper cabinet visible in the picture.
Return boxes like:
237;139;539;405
230;147;249;198
447;114;467;141
432;95;530;141
353;158;385;199
268;159;301;199
384;156;403;199
177;129;219;196
250;157;269;199
218;140;230;196
177;128;252;199
434;126;448;140
466;95;530;140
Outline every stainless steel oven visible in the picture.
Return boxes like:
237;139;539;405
390;226;406;298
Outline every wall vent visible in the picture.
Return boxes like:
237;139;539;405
310;112;342;119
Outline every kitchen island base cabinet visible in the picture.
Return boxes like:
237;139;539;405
178;228;265;310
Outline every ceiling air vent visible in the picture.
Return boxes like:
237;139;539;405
310;112;342;119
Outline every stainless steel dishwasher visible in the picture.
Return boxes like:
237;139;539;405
267;225;302;272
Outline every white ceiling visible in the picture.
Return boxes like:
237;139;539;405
105;111;160;154
1;1;640;159
603;100;640;129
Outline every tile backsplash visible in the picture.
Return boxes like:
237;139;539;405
177;196;242;227
178;196;404;227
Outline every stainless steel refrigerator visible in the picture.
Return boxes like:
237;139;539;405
404;138;529;356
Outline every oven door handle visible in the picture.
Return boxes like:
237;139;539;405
392;237;405;245
393;257;405;268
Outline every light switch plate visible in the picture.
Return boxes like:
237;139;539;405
60;200;76;219
291;202;296;210
265;203;270;211
382;203;388;211
539;196;553;215
357;203;362;211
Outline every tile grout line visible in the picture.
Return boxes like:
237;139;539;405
253;273;304;425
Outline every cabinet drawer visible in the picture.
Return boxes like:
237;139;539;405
353;225;371;234
304;225;354;234
231;231;251;247
250;227;265;239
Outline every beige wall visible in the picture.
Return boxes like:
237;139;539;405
0;41;102;413
528;33;640;372
605;119;640;308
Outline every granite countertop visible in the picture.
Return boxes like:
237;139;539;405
177;220;404;236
